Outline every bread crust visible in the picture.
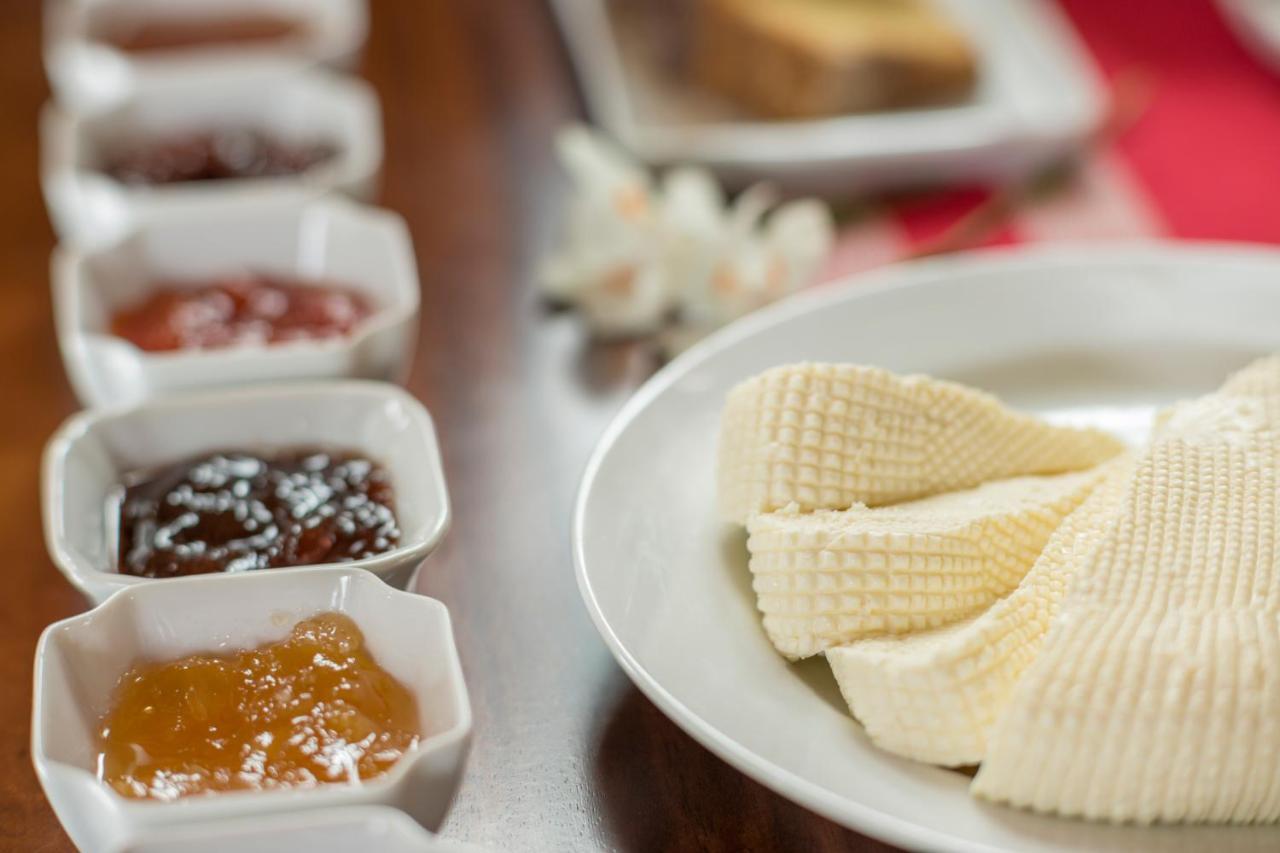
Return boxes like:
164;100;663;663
693;0;978;118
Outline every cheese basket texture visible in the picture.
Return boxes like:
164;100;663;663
721;355;1280;824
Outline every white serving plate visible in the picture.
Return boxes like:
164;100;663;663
32;567;471;853
1219;0;1280;73
574;244;1280;852
44;0;369;111
41;66;382;248
550;0;1104;193
43;381;451;604
121;807;489;853
53;194;419;408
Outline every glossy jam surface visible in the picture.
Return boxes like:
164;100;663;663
118;450;400;579
110;274;374;352
95;13;305;54
98;612;422;801
101;129;337;185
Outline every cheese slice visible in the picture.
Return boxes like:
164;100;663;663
1220;353;1280;398
749;468;1104;660
718;363;1124;524
826;455;1132;765
972;356;1280;824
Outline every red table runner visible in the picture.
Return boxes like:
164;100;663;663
827;0;1280;278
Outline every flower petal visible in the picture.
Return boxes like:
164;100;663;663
557;124;651;197
576;258;673;337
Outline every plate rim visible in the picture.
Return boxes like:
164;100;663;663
572;240;1280;852
1218;0;1280;74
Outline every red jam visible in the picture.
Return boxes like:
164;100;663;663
98;612;422;801
95;13;306;55
117;449;400;578
101;129;337;186
110;274;374;353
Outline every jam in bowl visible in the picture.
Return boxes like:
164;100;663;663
92;11;308;55
99;612;422;800
43;382;450;602
100;128;338;186
109;274;375;353
115;448;400;579
31;568;471;850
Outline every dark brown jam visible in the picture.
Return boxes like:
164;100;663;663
117;450;400;579
94;14;306;55
101;129;337;186
110;274;374;353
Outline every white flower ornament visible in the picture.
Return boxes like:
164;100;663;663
541;126;834;341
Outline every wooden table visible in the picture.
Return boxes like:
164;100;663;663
0;3;894;850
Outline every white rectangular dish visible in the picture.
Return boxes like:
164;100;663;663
41;66;382;247
44;0;369;111
32;567;471;853
550;0;1105;194
52;195;418;407
43;381;451;604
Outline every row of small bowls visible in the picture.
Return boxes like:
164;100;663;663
32;2;473;851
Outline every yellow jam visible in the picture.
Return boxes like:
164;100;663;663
98;612;421;801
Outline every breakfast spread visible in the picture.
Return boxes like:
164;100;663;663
98;612;421;801
691;0;978;118
25;0;1280;844
110;274;374;352
93;13;306;55
101;129;337;185
117;449;399;578
719;356;1280;823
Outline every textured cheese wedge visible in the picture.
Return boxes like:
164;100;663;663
1220;353;1280;398
826;455;1132;766
1151;355;1280;440
717;363;1125;524
973;356;1280;824
748;468;1104;660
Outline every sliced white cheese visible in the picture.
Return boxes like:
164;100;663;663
718;362;1124;524
826;455;1132;766
748;468;1105;660
972;356;1280;824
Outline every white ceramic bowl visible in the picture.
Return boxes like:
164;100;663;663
52;194;419;408
44;0;369;112
41;66;382;248
31;567;472;853
43;381;451;604
120;807;490;853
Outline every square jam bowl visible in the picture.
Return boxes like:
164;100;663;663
52;194;418;408
45;0;369;111
32;567;472;853
41;66;382;248
42;381;451;604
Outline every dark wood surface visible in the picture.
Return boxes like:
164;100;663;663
0;3;895;851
